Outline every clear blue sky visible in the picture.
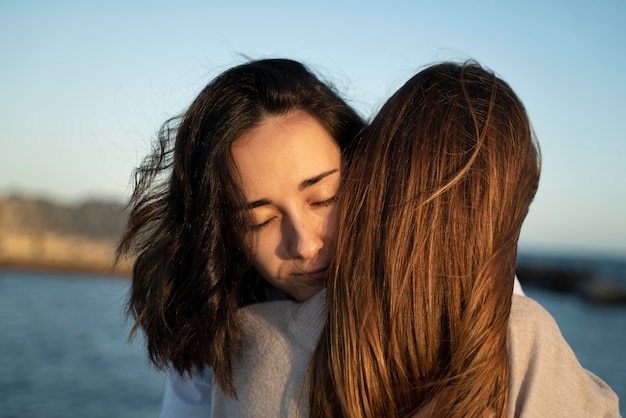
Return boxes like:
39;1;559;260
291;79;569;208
2;1;625;256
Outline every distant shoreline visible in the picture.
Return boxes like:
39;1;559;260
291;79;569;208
0;195;131;279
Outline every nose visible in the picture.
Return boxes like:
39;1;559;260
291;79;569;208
284;213;324;260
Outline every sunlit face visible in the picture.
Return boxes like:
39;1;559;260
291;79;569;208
232;111;341;302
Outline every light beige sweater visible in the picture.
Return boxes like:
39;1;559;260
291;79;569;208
210;292;620;417
506;295;620;417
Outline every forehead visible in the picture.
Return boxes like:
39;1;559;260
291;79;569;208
231;111;341;198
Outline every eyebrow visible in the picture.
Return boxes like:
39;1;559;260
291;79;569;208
244;169;339;209
298;169;339;191
246;199;272;209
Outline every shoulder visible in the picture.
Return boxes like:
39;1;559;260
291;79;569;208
160;366;214;418
238;289;327;346
509;294;558;336
507;295;620;417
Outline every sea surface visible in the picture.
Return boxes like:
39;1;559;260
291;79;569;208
1;259;624;417
0;271;164;418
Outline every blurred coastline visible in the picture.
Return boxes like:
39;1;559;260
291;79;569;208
0;194;132;277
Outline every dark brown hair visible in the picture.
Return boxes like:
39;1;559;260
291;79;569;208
115;58;364;395
309;61;541;417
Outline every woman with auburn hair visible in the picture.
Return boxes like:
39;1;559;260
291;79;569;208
306;61;618;417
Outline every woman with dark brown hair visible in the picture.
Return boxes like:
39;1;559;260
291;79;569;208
115;58;365;416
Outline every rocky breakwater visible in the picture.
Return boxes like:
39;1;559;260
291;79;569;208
517;256;626;305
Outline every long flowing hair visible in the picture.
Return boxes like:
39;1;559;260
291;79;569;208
309;62;541;417
115;58;364;395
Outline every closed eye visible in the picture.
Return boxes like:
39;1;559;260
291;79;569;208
248;217;276;232
312;195;338;208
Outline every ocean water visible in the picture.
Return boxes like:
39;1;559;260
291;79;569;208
0;266;624;417
0;271;164;418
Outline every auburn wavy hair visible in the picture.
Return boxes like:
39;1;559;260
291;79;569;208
308;62;541;417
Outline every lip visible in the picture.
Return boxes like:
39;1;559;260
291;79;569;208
294;266;328;280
